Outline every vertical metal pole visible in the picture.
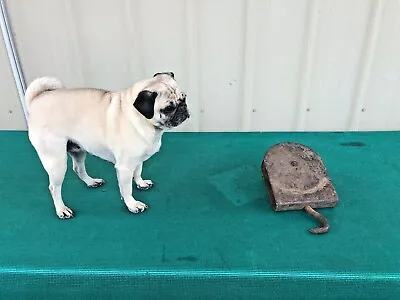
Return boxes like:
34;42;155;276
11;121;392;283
0;0;27;121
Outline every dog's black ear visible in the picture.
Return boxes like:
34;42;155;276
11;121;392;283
134;90;157;119
153;72;174;79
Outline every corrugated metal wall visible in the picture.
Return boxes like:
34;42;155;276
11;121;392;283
0;30;26;130
1;0;400;132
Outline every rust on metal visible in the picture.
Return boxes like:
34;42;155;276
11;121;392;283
303;205;329;234
261;142;338;234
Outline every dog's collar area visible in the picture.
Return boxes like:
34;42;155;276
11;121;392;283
153;120;165;130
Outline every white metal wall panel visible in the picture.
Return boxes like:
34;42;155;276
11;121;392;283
4;0;400;132
303;0;371;131
0;30;25;130
357;0;400;130
251;0;309;131
197;0;246;131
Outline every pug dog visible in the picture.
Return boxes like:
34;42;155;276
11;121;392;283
25;72;189;219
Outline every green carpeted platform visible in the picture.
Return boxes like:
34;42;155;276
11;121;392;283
1;131;400;299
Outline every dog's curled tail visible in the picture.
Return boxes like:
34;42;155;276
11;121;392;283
25;77;64;111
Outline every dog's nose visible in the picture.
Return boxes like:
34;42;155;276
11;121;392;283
181;93;187;102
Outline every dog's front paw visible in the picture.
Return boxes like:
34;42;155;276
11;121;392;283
87;178;105;188
127;201;148;214
56;205;74;219
136;179;154;190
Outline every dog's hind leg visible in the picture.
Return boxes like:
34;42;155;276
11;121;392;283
29;133;73;219
67;141;105;188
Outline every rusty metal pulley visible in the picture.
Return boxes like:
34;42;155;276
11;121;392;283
261;142;338;234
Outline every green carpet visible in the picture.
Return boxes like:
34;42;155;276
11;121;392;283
1;131;400;299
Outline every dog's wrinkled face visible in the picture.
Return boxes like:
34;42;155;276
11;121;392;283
133;72;190;129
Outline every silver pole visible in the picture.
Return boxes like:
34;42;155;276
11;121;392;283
0;0;27;121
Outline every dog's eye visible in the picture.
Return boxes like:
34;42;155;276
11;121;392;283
163;105;176;113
